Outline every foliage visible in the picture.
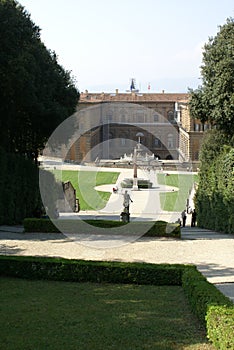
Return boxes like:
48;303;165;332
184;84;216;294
206;306;234;350
182;268;234;349
189;18;234;136
0;148;61;224
0;278;212;350
25;218;180;237
0;256;184;285
1;256;232;348
189;18;234;233
195;131;234;233
144;220;180;237
23;219;181;238
0;0;79;160
0;148;40;224
182;268;233;324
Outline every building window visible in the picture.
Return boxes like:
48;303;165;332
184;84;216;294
167;134;174;148
120;133;128;146
194;123;200;131
154;138;161;148
153;113;159;122
167;111;174;122
136;110;144;122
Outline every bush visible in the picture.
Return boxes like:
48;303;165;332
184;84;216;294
0;149;41;225
206;305;234;350
0;256;183;285
146;220;180;237
182;268;234;349
23;218;181;238
195;136;234;234
23;218;59;233
0;256;232;349
182;267;233;324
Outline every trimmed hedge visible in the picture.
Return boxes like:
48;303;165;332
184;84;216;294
0;149;40;225
182;267;234;349
206;306;234;350
0;256;183;285
195;133;234;234
0;256;233;349
23;218;181;238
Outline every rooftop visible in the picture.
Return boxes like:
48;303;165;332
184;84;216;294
79;91;189;103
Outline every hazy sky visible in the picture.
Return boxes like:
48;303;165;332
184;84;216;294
19;0;234;93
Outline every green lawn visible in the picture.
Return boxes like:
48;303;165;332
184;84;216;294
53;170;119;210
157;174;198;212
0;278;213;350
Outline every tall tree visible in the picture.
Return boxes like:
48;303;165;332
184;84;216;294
0;0;79;160
189;18;234;137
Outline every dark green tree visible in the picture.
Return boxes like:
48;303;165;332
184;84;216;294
189;18;234;137
0;0;79;161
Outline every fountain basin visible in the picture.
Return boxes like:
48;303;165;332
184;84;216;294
121;178;153;189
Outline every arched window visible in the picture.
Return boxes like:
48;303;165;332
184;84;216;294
120;133;128;146
154;138;161;148
167;111;174;121
107;109;113;121
167;134;174;148
153;113;159;122
166;155;173;160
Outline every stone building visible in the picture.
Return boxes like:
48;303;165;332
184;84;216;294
178;100;211;163
65;90;208;165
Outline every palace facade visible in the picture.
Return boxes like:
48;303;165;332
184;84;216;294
65;90;209;166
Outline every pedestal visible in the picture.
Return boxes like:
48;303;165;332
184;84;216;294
132;177;138;191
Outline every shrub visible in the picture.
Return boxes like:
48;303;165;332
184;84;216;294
23;218;181;238
0;149;41;225
0;256;233;349
206;305;234;350
23;218;59;233
182;267;233;324
0;256;183;285
145;220;180;237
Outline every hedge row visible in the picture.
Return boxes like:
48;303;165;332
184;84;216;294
0;148;60;225
0;256;183;285
0;149;39;225
23;218;181;238
195;133;234;234
0;256;233;349
182;267;234;349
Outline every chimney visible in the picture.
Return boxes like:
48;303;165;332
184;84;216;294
162;90;165;94
115;88;119;95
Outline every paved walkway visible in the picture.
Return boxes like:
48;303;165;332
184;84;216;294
0;162;233;303
0;224;233;302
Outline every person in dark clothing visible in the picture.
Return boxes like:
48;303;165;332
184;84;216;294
181;209;187;227
191;209;197;227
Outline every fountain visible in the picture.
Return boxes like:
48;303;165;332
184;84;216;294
121;133;153;190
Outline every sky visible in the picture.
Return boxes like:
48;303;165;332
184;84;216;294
18;0;234;93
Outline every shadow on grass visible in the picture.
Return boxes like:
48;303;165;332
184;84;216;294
0;278;214;350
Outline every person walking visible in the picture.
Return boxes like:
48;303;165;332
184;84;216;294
181;209;187;227
123;190;133;211
191;209;197;227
